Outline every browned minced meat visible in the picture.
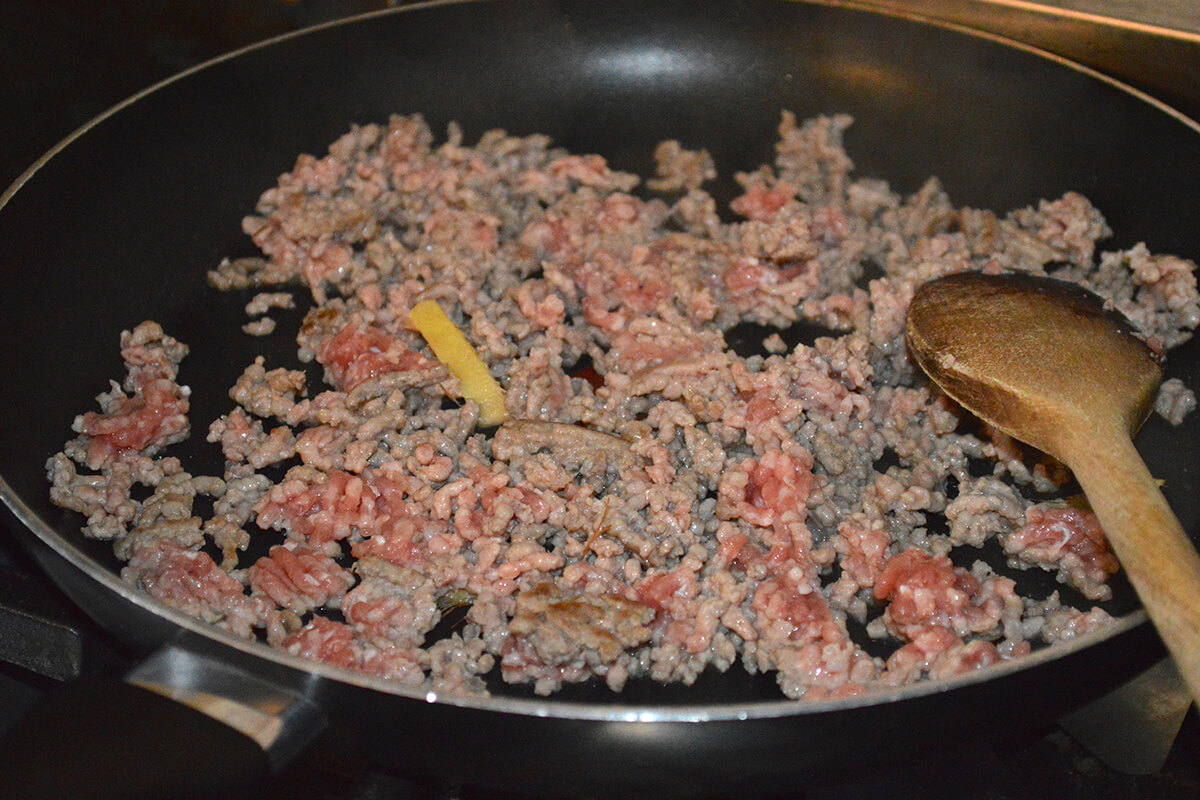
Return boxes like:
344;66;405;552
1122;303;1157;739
48;112;1200;700
1156;377;1197;425
503;581;655;693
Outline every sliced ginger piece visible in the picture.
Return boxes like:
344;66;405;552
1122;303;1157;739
409;299;508;426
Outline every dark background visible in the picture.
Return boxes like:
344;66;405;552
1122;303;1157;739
0;0;394;191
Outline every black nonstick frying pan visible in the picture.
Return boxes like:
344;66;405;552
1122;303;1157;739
2;0;1199;797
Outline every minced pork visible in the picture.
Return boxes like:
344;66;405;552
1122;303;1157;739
47;112;1200;700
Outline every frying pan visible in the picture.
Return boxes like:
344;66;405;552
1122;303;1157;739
2;0;1199;797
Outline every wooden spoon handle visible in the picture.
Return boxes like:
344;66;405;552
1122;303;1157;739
1069;432;1200;708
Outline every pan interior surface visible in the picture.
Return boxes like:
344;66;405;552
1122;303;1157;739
1;0;1198;723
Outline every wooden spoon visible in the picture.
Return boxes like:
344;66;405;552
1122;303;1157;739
905;270;1200;707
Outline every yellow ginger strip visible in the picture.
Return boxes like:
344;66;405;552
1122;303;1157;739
409;299;508;426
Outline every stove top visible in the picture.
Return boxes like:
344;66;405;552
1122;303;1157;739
2;2;1200;798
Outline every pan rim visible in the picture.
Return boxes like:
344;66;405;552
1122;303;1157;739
4;0;1200;212
0;0;1186;722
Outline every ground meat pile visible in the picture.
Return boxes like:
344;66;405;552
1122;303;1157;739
48;112;1200;700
